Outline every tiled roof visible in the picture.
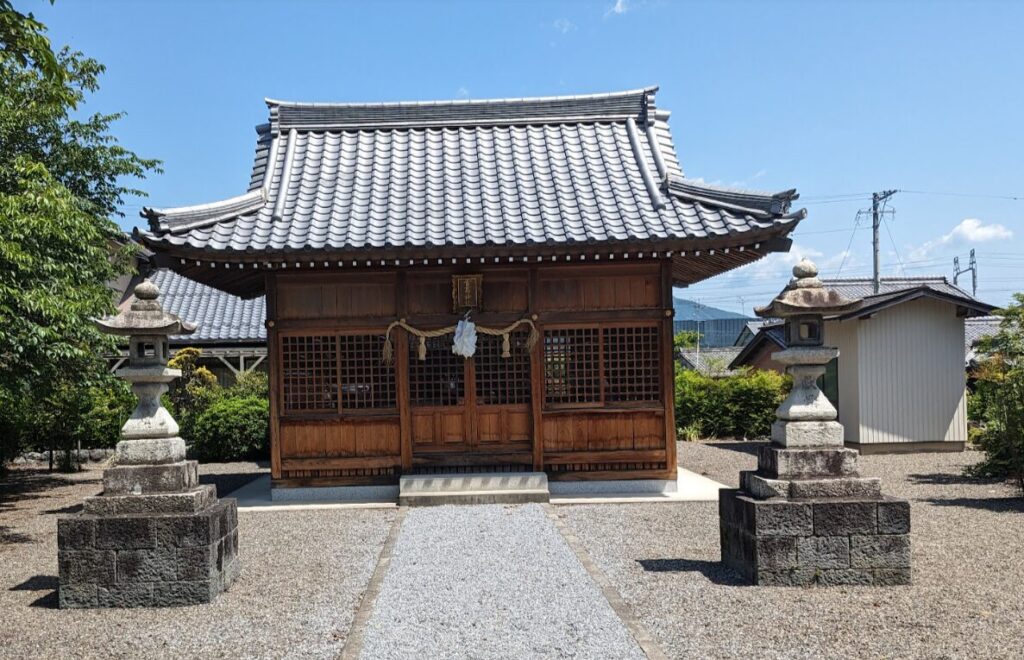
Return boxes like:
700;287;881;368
964;315;1002;366
679;346;744;377
819;277;972;300
139;88;803;258
147;269;266;344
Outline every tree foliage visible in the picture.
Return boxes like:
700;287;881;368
673;330;700;353
965;293;1024;494
0;2;158;469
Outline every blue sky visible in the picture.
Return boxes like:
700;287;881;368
34;0;1023;312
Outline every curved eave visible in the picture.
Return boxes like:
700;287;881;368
141;190;267;234
138;219;801;298
137;215;801;264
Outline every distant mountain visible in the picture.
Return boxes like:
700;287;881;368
673;298;753;322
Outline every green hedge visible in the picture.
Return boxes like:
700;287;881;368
675;368;790;439
191;396;269;462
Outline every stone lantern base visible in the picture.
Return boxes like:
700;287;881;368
719;445;911;586
57;460;239;608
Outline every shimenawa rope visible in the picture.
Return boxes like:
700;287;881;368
381;317;539;364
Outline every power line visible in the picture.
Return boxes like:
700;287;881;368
834;209;864;277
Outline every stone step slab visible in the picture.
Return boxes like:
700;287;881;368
399;472;550;507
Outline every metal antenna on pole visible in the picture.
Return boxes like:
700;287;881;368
870;190;898;294
953;248;978;297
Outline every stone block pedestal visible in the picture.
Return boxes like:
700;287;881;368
720;490;911;586
58;489;239;608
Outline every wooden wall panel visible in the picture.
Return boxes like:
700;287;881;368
475;407;531;444
536;265;661;312
406;276;451;316
411;410;468;447
280;419;400;458
275;274;397;320
482;275;528;313
541;411;665;454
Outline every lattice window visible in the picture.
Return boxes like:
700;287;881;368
281;335;338;413
602;326;661;403
409;335;465;406
338;334;396;410
543;328;600;405
476;330;531;405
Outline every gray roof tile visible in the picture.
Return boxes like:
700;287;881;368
819;277;973;300
148;269;265;344
141;88;803;256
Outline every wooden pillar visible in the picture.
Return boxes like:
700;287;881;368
661;260;678;477
266;273;282;480
529;267;544;471
396;272;412;472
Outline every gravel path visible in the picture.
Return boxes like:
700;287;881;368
359;504;646;660
562;441;1024;660
0;464;394;659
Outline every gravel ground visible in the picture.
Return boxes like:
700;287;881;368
679;440;759;487
360;503;645;660
0;463;395;660
559;440;1024;660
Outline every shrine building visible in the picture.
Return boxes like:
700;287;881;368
138;87;806;491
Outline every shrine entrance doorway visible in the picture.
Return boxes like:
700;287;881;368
408;330;534;472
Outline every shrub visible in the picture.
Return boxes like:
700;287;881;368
675;368;789;440
964;294;1024;494
226;370;268;400
191;396;269;462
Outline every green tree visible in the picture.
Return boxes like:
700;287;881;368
966;294;1024;494
673;330;700;353
0;2;159;469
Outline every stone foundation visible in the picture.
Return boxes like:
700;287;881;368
719;489;911;586
57;494;239;608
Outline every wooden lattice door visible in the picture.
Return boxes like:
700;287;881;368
408;329;533;467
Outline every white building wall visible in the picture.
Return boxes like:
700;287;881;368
823;320;860;444
853;299;967;445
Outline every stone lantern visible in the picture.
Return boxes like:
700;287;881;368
57;279;240;608
719;260;911;586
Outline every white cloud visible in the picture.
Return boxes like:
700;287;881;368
907;217;1013;260
552;18;576;33
752;168;768;180
605;0;629;17
455;86;470;99
944;217;1012;243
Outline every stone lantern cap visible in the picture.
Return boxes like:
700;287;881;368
754;259;860;319
94;279;196;337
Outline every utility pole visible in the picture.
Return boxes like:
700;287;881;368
953;248;978;298
871;190;898;294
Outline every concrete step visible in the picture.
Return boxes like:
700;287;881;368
399;472;550;507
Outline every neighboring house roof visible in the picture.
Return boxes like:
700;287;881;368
964;315;1002;367
730;277;997;371
828;283;994;321
729;323;786;369
818;277;971;300
733;319;781;346
119;269;267;345
679;346;744;377
137;87;805;296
